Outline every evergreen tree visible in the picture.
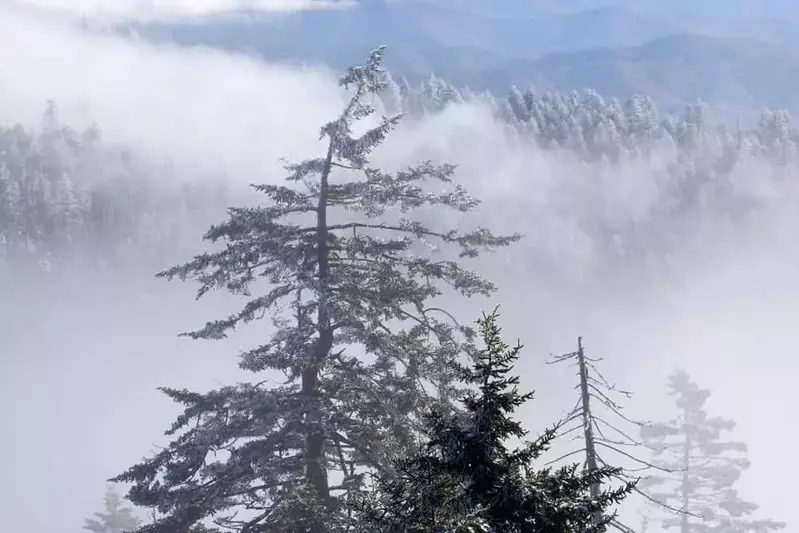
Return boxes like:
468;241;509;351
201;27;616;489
111;47;518;533
356;310;634;533
0;158;19;264
507;86;530;123
639;371;785;533
84;486;142;533
380;74;404;115
0;104;231;277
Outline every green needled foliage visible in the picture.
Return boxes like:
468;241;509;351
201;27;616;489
355;309;634;533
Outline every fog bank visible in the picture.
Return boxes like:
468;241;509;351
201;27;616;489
1;5;795;532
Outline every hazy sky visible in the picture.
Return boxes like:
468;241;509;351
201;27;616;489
1;4;797;533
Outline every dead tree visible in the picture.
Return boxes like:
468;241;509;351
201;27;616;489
546;337;687;533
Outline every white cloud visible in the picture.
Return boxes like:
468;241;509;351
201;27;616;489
6;0;354;22
0;4;348;179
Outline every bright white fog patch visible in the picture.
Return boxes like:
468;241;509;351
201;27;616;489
6;0;353;22
0;5;346;181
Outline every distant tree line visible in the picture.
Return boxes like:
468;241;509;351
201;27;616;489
387;73;796;166
2;69;798;278
0;102;230;277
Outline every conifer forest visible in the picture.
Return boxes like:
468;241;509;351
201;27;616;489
1;2;796;533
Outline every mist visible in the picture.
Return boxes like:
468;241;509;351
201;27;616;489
5;0;353;22
1;4;796;533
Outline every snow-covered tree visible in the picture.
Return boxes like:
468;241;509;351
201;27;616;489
5;78;799;280
639;371;785;533
84;487;142;533
0;158;20;264
111;47;519;533
0;104;231;276
507;85;530;123
380;73;404;115
420;74;462;113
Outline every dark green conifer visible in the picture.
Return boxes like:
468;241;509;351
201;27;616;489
356;310;634;533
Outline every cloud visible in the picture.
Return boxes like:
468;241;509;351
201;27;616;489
0;4;348;179
0;4;796;533
6;0;353;22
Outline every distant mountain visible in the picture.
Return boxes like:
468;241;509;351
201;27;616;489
500;7;678;55
417;0;799;22
470;34;799;112
125;2;680;68
609;0;799;21
393;0;799;50
123;2;799;113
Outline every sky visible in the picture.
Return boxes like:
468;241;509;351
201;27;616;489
1;3;797;533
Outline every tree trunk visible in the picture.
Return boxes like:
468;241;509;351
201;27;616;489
577;337;602;526
302;142;336;509
680;434;691;533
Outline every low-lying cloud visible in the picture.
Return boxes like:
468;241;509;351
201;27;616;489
6;0;353;22
0;5;796;533
0;4;350;179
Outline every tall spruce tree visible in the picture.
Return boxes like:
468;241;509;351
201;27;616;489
355;310;634;533
639;371;785;533
111;47;519;533
84;487;142;533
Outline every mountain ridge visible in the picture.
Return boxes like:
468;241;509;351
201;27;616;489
488;33;799;111
121;2;799;112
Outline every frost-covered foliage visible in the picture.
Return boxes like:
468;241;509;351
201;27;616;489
84;487;142;533
5;72;799;278
385;75;799;166
0;101;228;277
386;77;799;237
355;310;634;533
111;47;518;533
639;371;785;532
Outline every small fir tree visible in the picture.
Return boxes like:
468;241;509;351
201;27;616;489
84;486;142;533
356;309;634;533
